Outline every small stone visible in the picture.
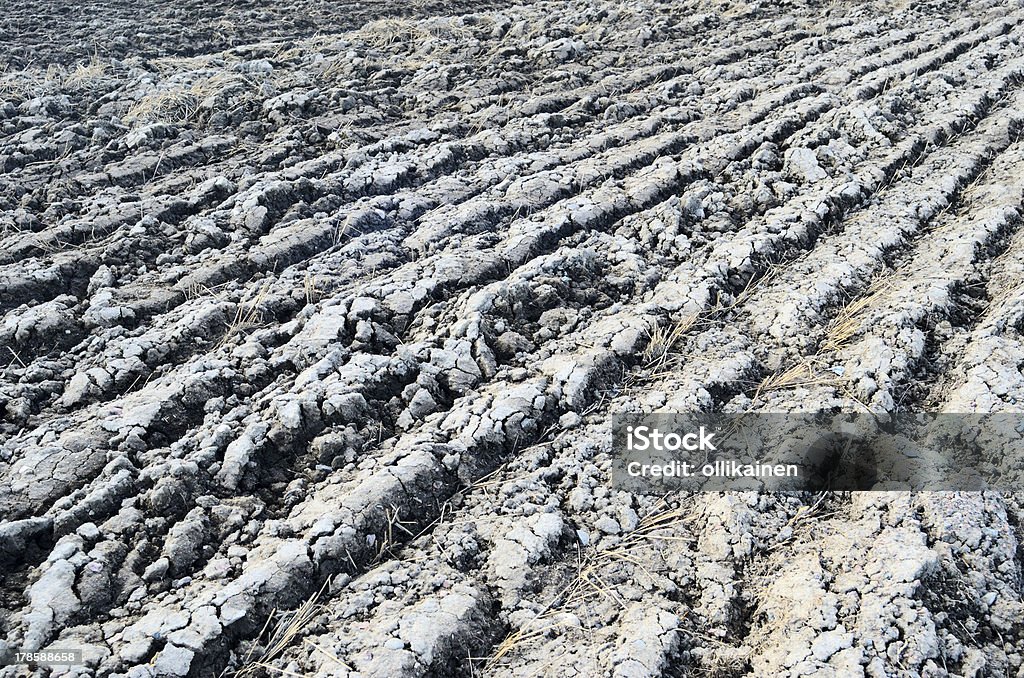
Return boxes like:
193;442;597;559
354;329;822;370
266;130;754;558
142;558;169;583
811;630;851;662
77;523;101;541
785;147;828;182
226;545;248;558
153;643;194;677
618;507;639;532
559;412;582;429
408;388;438;419
350;296;378;317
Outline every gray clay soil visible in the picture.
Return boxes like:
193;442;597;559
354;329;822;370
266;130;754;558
1;0;1024;676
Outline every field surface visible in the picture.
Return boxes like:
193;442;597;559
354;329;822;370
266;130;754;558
2;0;1024;676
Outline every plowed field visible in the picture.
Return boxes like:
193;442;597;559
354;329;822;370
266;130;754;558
2;0;1023;676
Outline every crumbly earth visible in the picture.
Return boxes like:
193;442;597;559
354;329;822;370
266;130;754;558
1;0;1024;676
0;0;520;68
